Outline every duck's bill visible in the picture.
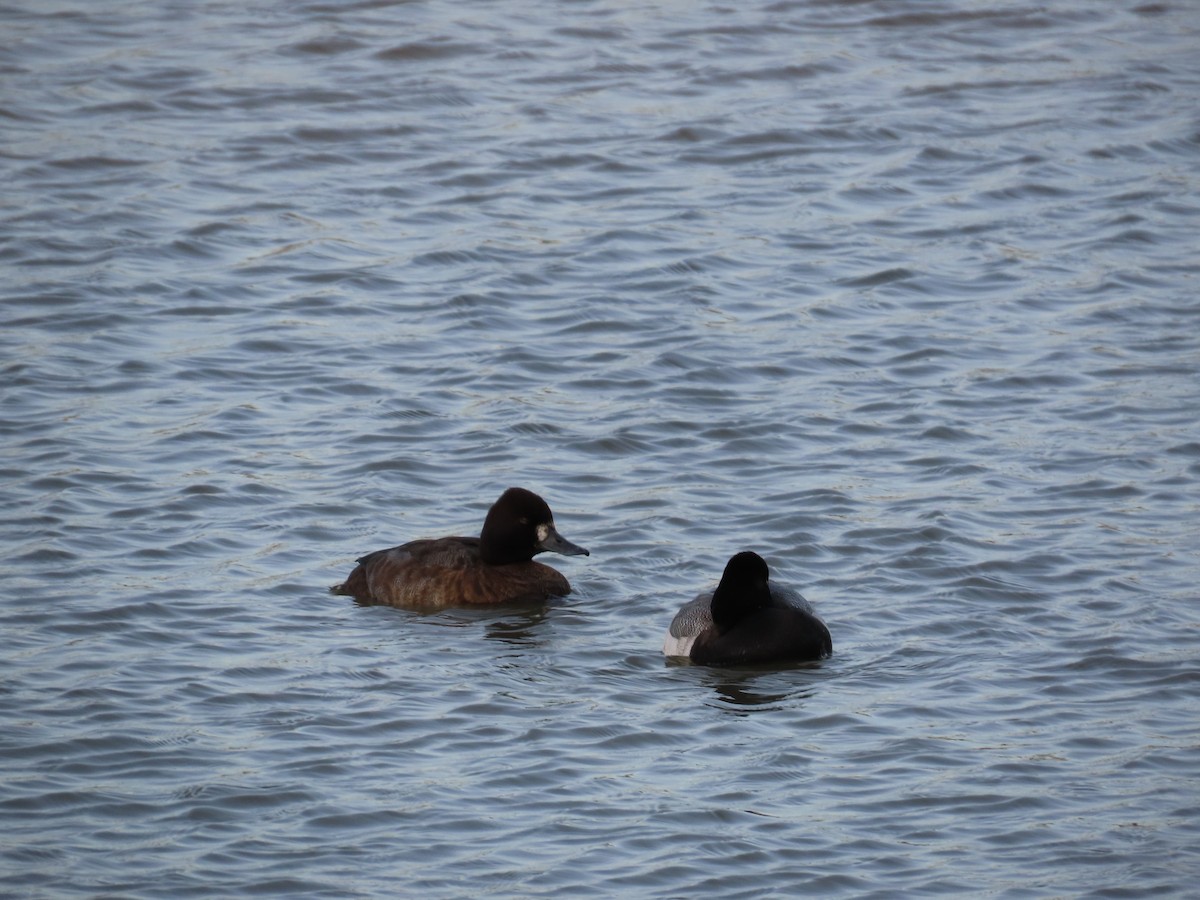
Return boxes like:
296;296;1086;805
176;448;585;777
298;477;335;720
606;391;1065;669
536;523;590;557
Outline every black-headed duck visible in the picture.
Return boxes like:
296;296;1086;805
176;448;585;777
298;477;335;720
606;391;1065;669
332;487;589;609
663;551;832;665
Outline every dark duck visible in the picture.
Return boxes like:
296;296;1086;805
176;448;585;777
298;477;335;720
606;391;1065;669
663;551;832;665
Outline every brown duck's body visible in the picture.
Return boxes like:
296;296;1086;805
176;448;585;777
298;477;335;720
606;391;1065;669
331;487;588;610
333;536;572;609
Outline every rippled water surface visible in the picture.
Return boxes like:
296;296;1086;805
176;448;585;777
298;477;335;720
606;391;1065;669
3;0;1200;896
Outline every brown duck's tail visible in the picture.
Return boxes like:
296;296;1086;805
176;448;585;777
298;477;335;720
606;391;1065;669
329;563;368;598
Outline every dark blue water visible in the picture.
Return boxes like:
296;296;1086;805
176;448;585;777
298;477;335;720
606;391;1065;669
3;0;1200;896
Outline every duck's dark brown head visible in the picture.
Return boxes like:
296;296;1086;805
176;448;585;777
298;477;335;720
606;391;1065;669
479;487;589;566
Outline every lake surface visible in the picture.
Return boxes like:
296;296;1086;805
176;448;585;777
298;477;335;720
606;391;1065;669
3;0;1200;896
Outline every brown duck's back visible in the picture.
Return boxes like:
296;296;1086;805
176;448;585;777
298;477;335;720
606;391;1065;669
332;536;572;608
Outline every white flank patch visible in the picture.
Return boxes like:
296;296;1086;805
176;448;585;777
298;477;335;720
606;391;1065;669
662;631;696;657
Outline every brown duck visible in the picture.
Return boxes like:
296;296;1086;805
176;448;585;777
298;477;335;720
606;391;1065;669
331;487;589;609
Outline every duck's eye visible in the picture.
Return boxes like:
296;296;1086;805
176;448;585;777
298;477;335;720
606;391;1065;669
519;517;529;525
